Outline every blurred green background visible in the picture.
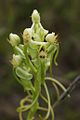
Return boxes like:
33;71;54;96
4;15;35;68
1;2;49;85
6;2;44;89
0;0;80;120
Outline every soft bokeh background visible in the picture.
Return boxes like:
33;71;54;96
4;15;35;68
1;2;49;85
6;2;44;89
0;0;80;120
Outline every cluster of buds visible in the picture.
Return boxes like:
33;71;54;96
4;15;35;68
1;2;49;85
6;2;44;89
8;9;59;120
9;9;59;71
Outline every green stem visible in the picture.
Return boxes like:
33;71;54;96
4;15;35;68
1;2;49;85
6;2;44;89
38;107;48;111
40;93;54;120
20;96;32;107
18;96;32;120
27;75;41;120
45;77;67;92
50;47;57;76
50;106;54;120
43;83;51;120
54;45;59;66
19;112;23;120
52;82;60;100
40;93;48;103
17;92;39;112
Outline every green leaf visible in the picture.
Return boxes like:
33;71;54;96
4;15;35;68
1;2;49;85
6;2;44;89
20;79;34;91
28;43;38;59
14;46;25;59
24;45;37;73
16;67;33;80
13;70;34;91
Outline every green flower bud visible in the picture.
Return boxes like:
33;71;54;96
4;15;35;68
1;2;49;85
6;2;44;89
32;9;40;23
9;33;20;46
11;54;22;68
22;28;31;44
46;32;57;44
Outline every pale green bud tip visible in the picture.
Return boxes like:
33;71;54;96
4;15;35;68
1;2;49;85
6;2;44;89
9;33;20;46
11;54;22;67
32;9;40;23
46;32;58;44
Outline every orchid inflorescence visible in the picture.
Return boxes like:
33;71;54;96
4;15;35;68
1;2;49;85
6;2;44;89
8;10;67;120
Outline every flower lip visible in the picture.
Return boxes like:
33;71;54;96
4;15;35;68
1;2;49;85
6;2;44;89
39;50;47;58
